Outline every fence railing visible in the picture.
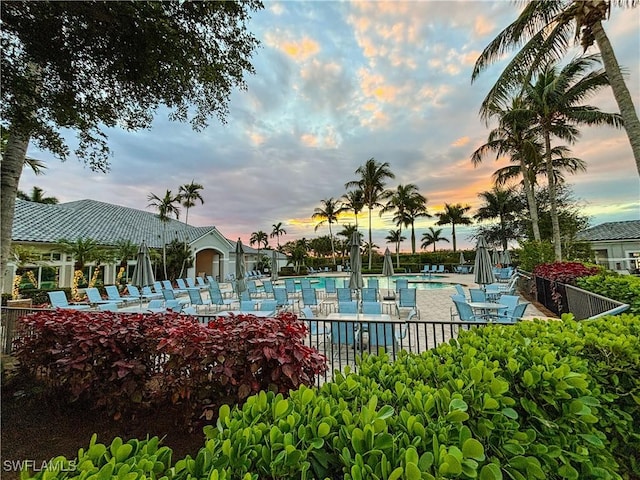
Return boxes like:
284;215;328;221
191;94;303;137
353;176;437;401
564;284;629;320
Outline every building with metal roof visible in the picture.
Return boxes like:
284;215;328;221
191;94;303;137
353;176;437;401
576;220;640;274
4;199;283;292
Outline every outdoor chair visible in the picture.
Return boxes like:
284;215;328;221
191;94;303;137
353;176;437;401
181;306;197;316
497;302;529;323
147;299;166;313
395;278;408;292
450;294;466;320
396;309;417;350
367;278;379;289
338;301;358;314
240;289;261;309
240;300;256;311
262;280;275;298
187;288;212;312
196;276;208;288
165;300;183;312
361;287;378;303
152;281;164;294
162;288;190;306
330;319;359;360
209;287;237;311
452;299;484;322
284;278;301;298
127;285;160;302
454;284;467;299
362;301;382;315
162;280;186;295
186;277;196;288
420;265;431;274
259;299;278;313
142;286;163;299
247;280;265;298
368;319;395;353
497;295;520;318
397;288;419;318
48;291;91;310
429;265;438;273
469;288;486;302
273;287;297;311
84;287;116;306
336;287;352;303
301;288;320;314
176;278;190;291
300;278;312;289
105;285;137;304
437;265;445;273
301;306;330;348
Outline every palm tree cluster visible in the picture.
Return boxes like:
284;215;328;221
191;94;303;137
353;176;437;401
471;0;635;261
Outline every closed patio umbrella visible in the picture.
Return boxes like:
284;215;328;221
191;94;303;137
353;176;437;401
131;241;154;287
459;251;466;265
502;249;511;266
474;235;495;288
349;231;363;311
271;249;279;282
491;249;500;266
382;247;394;297
235;238;247;298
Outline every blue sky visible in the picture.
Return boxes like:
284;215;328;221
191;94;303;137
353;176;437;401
21;1;640;251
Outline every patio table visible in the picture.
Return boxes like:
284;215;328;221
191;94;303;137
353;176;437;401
467;302;507;320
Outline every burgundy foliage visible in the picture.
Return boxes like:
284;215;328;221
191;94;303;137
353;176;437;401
13;310;327;423
533;262;601;311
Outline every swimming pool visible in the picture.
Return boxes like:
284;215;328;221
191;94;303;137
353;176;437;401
284;275;453;291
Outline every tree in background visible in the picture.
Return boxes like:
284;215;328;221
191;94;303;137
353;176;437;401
436;204;473;252
474;186;520;251
250;231;269;259
381;184;429;255
312;197;346;266
178;181;204;226
147;190;181;280
17;186;58;204
112;239;138;285
342;189;365;230
1;1;263;289
345;158;395;269
421;227;449;253
385;229;406;268
270;222;287;250
472;0;640;175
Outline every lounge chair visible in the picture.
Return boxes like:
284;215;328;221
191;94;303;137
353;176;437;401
84;287;118;306
273;288;297;311
98;303;119;312
397;288;419;318
367;278;379;290
420;265;431;274
362;301;382;315
209;287;237;311
336;287;352;303
147;299;166;313
301;288;320;314
361;288;378;303
48;291;91;310
436;265;445;273
187;288;212;312
105;285;138;304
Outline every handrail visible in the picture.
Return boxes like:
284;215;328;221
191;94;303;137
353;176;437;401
585;304;629;320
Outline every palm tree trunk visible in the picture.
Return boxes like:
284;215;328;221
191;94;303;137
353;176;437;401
162;226;168;279
520;159;541;241
368;208;373;269
544;131;562;261
329;223;336;265
410;222;416;254
1;132;29;292
594;20;640;176
451;223;457;252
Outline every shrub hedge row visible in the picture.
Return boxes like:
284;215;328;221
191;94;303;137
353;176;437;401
13;310;327;423
577;273;640;315
21;313;639;479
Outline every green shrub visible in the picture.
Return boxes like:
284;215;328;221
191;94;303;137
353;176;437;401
517;240;555;272
576;273;640;314
23;315;640;480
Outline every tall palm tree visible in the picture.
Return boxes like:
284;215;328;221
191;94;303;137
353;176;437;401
385;229;406;268
342;189;365;230
471;95;543;241
420;227;449;253
380;184;429;255
57;237;101;272
436;204;473;252
312;197;346;265
147;189;181;279
250;230;269;259
522;55;622;260
178;180;204;226
472;0;640;175
474;187;520;251
270;222;287;250
17;186;58;204
345;158;395;269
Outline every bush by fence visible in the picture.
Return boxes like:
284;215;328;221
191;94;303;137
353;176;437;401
13;310;327;424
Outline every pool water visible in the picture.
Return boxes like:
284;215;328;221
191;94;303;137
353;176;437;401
286;275;452;291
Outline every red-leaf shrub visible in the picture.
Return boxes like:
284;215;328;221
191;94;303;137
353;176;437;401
13;310;327;423
533;262;601;285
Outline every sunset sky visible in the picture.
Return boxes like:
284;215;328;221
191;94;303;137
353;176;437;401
19;1;640;251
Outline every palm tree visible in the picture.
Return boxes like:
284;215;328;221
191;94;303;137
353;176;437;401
436;204;473;252
342;189;365;230
57;237;102;277
472;95;544;241
385;229;406;268
522;55;622;260
178;180;204;226
270;222;287;250
250;230;269;258
17;186;58;204
147;189;181;279
380;184;429;255
421;227;449;253
345;158;395;269
474;187;519;251
312;197;346;265
472;0;640;175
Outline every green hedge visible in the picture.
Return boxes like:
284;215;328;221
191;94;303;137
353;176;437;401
576;273;640;315
23;314;640;479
